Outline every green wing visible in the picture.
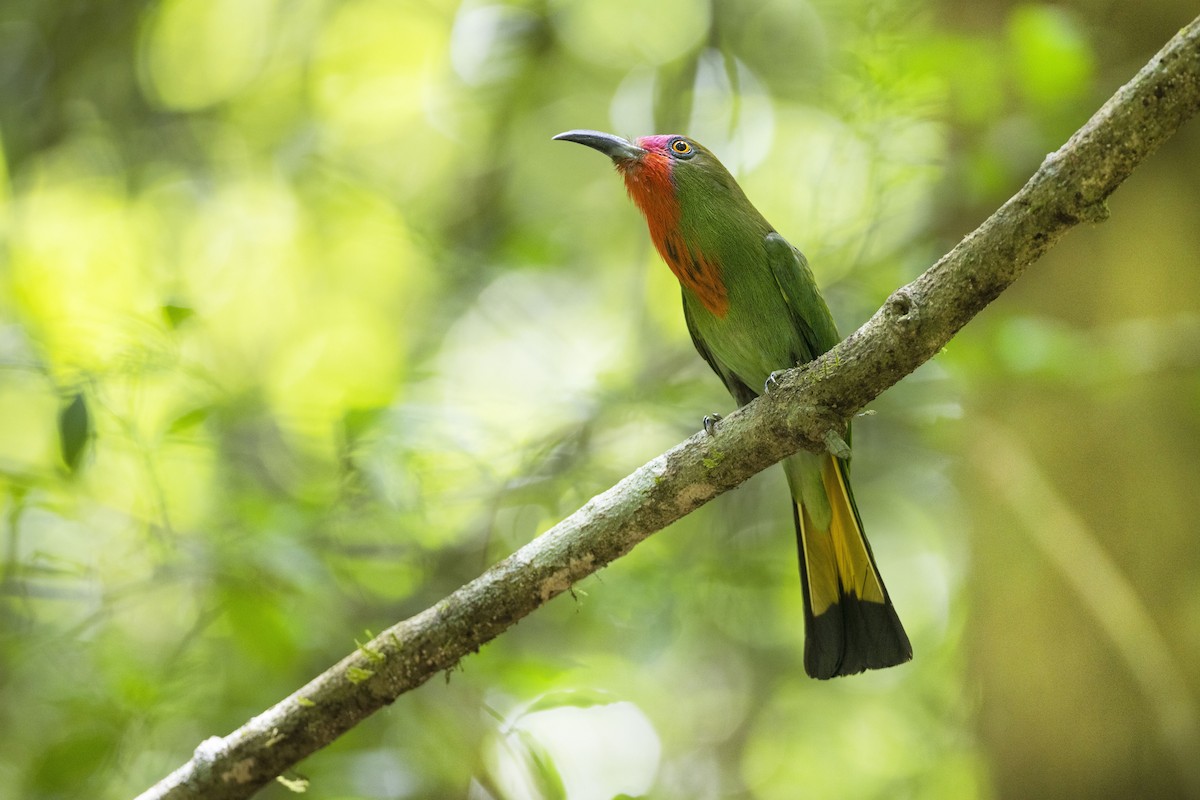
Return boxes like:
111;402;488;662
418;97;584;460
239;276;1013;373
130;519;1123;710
763;232;841;357
682;232;844;410
763;231;853;450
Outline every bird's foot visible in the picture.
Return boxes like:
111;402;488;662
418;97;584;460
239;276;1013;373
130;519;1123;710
702;413;723;436
764;370;786;394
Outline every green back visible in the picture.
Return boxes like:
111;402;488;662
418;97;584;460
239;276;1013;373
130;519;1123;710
671;151;840;403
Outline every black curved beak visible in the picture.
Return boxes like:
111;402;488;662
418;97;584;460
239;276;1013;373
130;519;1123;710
553;129;646;162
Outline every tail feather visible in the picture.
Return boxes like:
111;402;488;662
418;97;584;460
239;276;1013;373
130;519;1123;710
794;456;912;679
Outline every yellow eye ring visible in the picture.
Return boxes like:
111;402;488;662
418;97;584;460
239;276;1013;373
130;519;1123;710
670;139;692;155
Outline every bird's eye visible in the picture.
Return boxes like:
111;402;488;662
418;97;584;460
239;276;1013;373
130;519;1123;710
670;138;693;156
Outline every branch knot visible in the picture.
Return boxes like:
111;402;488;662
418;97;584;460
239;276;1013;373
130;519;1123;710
886;288;919;332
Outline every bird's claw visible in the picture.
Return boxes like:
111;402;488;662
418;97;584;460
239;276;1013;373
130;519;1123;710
702;413;723;436
764;371;785;394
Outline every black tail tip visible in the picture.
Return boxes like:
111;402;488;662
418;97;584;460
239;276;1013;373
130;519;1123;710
803;594;913;680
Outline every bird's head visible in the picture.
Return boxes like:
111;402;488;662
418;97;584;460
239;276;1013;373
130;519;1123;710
549;128;724;201
554;129;747;317
552;129;739;218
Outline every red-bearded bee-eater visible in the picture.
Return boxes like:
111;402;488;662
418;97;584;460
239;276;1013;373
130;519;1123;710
554;129;911;678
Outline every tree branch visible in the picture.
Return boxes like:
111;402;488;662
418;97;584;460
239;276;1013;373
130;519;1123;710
136;17;1200;800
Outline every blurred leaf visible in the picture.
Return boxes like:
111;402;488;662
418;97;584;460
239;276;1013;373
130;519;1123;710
520;688;618;715
57;389;90;473
221;587;304;671
1008;5;1095;111
511;728;567;800
342;405;387;444
162;303;195;328
490;698;661;800
27;726;115;795
912;35;1005;126
167;405;211;433
139;0;276;110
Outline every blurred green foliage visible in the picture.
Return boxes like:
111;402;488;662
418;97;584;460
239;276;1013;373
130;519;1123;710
0;1;1198;798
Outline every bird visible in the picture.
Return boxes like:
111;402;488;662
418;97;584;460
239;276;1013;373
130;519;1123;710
553;129;911;678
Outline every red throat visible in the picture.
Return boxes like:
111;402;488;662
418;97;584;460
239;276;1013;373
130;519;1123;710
619;145;729;317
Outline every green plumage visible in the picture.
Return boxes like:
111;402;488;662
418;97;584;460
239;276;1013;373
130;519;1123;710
555;129;912;678
671;154;834;399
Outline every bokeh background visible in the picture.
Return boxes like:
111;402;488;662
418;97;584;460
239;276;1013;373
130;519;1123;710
1;1;1198;798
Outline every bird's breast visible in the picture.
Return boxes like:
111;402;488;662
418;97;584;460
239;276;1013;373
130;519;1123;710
653;230;729;317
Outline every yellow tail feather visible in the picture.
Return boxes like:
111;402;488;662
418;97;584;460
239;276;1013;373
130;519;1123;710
796;455;885;614
822;454;886;605
793;454;910;678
